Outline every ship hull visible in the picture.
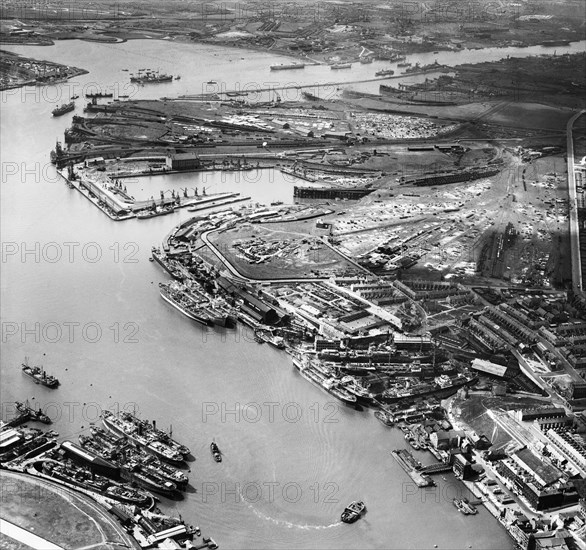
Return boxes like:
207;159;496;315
298;366;357;405
102;415;184;465
160;288;212;326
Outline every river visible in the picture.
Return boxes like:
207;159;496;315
4;37;582;549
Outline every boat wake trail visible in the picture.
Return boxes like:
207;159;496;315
247;502;341;530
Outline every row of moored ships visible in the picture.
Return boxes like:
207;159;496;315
101;410;190;464
293;357;475;405
32;411;193;499
293;358;368;405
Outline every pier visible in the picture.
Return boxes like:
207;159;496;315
421;462;452;475
391;449;434;488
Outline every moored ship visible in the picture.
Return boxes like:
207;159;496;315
294;359;357;405
121;462;178;497
302;91;321;101
39;460;152;507
101;410;186;464
453;497;478;515
15;401;52;424
374;410;394;426
52;102;75;117
82;431;189;489
85;92;113;98
159;282;213;326
330;63;352;70
339;375;374;403
136;204;175;219
270;63;305;70
381;373;476;404
375;69;395;77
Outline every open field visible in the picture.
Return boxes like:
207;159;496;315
208;221;362;279
0;470;137;550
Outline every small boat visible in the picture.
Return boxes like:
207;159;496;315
453;498;477;515
207;80;217;84
210;441;222;463
341;501;365;523
408;438;421;451
70;94;79;99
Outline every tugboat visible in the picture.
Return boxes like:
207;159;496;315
210;441;222;463
341;501;366;523
21;358;59;388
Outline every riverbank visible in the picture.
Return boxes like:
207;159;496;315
0;49;88;91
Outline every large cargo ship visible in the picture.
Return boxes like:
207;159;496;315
52;102;75;117
85;92;113;98
101;410;187;464
381;373;476;403
270;63;305;70
151;248;184;280
120;463;178;497
104;410;190;458
293;359;357;405
84;429;189;489
159;282;213;326
130;69;173;84
21;358;59;388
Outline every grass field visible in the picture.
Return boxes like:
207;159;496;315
208;221;362;279
0;470;137;550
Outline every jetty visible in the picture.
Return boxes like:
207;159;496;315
391;449;434;487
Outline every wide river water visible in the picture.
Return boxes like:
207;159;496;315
2;37;584;549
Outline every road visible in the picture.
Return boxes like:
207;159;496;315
566;109;586;292
0;518;65;550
